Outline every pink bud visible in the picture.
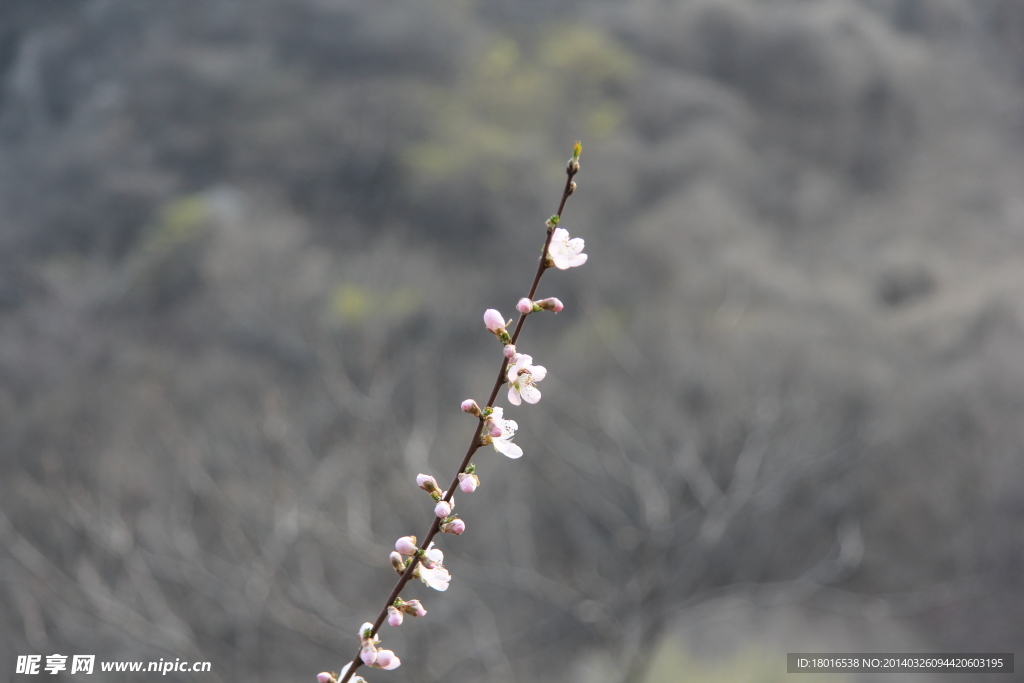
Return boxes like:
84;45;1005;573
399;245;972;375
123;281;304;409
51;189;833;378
416;473;440;493
441;517;466;535
487;419;503;438
503;344;517;358
317;673;335;683
458;472;479;493
374;649;401;670
483;309;505;332
537;297;564;312
387;605;404;627
390;551;406;573
517;297;533;314
395;536;418;556
434;500;452;518
360;642;378;666
399;599;427;617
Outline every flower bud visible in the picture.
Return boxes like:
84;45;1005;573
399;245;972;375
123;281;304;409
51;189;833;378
390;551;406;574
486;419;503;438
360;642;378;666
373;649;401;670
460;399;481;417
458;472;480;493
434;500;452;518
441;517;466;535
568;180;577;195
387;605;403;627
317;673;336;683
418;550;436;570
483;309;506;333
395;536;418;556
517;298;533;314
503;344;517;358
399;599;427;617
536;297;564;312
416;473;440;494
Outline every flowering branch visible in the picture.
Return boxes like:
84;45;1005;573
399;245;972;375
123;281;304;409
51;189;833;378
322;142;586;683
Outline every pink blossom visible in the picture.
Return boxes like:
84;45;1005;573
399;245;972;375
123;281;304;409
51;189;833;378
461;399;481;416
458;472;479;493
483;309;506;333
441;517;466;535
387;605;403;627
372;650;400;670
360;642;378;666
416;473;440;493
536;297;564;312
517;297;534;314
434;499;452;518
546;227;587;269
507;353;547;406
395;536;418;556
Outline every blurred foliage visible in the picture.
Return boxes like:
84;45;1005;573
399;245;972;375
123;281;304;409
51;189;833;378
329;283;421;325
405;26;634;187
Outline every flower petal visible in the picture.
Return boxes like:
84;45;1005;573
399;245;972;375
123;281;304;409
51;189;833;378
508;386;522;406
493;439;523;459
520;384;542;404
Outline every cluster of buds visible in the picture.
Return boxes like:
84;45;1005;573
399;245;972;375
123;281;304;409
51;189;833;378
415;473;455;518
358;623;400;670
390;539;452;592
416;473;464;533
517;297;564;314
387;598;427;627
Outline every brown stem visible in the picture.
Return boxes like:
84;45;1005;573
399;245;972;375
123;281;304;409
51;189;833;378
337;154;579;683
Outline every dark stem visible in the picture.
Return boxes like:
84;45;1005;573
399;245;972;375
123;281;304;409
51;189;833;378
337;157;579;683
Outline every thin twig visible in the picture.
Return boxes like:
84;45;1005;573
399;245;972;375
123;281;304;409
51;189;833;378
337;153;580;683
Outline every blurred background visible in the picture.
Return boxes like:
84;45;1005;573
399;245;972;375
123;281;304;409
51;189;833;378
1;0;1023;681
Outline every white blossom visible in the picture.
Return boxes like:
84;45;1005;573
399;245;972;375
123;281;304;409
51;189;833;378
546;227;587;269
507;353;547;406
483;407;523;459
